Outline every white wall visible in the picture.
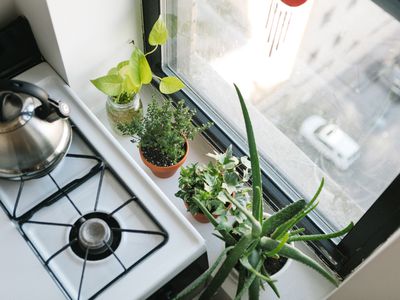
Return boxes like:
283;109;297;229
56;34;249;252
14;0;68;81
45;0;143;110
0;0;17;28
14;0;142;111
327;228;400;300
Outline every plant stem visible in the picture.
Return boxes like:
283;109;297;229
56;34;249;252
225;191;261;237
145;45;158;56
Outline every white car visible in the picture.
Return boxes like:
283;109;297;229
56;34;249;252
300;115;360;170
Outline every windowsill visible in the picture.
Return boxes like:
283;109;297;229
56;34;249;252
90;85;337;300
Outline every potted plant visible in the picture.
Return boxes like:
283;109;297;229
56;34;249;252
90;16;184;135
175;146;251;223
118;98;210;178
173;85;354;300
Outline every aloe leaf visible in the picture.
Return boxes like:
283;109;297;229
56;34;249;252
271;201;318;240
234;260;262;300
192;197;236;245
90;75;122;96
173;246;234;300
240;256;275;284
200;234;252;300
261;199;306;236
264;233;289;256
288;222;354;243
148;15;168;46
248;249;261;300
236;265;246;297
234;84;263;222
160;76;185;94
260;237;339;286
289;228;305;236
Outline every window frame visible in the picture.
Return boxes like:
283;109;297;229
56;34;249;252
142;0;400;278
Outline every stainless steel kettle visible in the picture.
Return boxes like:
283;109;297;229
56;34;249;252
0;79;72;180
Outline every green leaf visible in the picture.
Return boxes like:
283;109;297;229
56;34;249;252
107;67;118;75
234;84;263;223
261;199;307;236
261;237;339;286
90;75;122;96
199;234;252;300
173;246;234;300
148;15;168;46
240;256;275;284
117;60;129;70
159;76;185;94
139;55;152;84
288;222;354;243
129;46;148;87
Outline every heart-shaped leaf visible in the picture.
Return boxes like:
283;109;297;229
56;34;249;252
107;67;118;75
91;75;122;96
139;55;152;84
159;76;185;94
148;15;168;46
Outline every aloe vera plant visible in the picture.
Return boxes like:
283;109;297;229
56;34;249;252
173;85;354;300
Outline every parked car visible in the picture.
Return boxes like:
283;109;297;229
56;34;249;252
300;115;360;170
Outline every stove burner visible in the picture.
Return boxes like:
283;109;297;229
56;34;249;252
78;218;112;253
69;212;121;261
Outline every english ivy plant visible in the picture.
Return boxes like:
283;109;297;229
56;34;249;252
173;85;354;300
91;16;184;104
175;146;251;223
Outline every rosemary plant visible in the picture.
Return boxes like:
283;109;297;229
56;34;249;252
173;85;354;300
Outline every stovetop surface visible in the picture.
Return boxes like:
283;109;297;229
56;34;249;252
0;63;206;300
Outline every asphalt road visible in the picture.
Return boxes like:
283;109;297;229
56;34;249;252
259;61;400;212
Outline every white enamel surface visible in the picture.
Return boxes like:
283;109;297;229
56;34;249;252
0;63;205;300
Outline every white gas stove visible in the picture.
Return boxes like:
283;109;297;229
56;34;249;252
0;63;207;300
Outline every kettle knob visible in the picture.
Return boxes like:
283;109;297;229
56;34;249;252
0;79;50;118
0;92;23;122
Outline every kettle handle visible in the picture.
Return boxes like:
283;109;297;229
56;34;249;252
0;79;50;116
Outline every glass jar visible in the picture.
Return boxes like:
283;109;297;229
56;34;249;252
106;93;143;135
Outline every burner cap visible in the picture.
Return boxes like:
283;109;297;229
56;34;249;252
79;218;111;250
69;212;122;261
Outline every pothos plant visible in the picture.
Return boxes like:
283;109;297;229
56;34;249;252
175;145;252;220
91;15;184;104
118;98;210;166
173;85;354;300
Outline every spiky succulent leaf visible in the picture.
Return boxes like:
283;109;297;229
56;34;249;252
234;260;262;300
260;237;339;286
261;199;307;236
288;222;354;243
200;234;252;300
234;84;263;223
173;246;234;300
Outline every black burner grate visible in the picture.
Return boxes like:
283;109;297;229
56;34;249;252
1;126;169;300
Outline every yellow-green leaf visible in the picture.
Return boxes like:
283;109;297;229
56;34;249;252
117;60;129;70
107;67;118;75
129;47;144;87
139;55;152;84
148;15;168;46
159;76;185;94
90;75;122;96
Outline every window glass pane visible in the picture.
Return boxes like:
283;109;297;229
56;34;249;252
162;0;400;231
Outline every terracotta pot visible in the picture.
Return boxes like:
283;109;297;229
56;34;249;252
184;202;216;223
139;140;189;178
184;202;232;224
